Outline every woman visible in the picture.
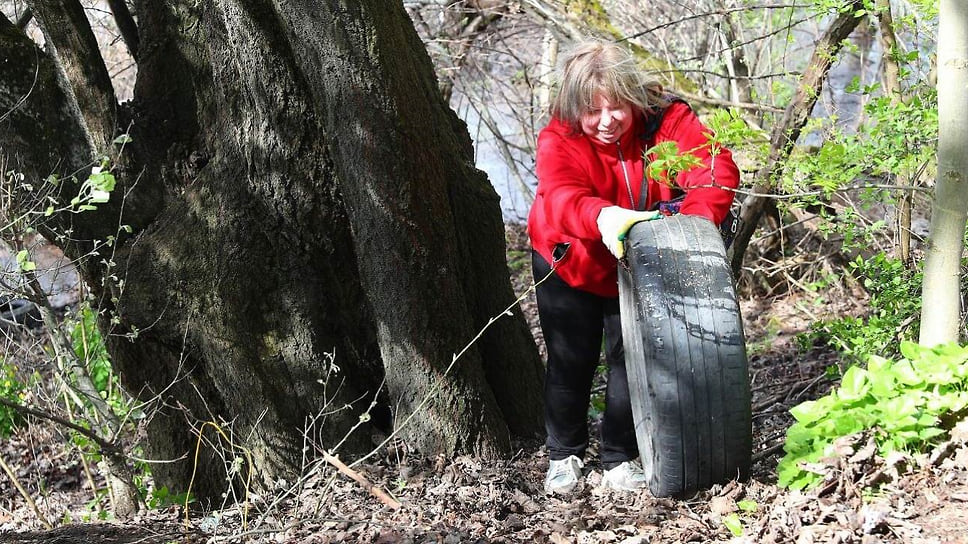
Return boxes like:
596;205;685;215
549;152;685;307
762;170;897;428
528;41;739;494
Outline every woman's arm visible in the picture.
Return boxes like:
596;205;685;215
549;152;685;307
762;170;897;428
654;102;740;224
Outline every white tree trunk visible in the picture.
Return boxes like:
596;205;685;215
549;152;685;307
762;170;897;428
919;0;968;346
537;29;558;115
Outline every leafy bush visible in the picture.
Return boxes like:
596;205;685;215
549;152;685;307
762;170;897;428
780;83;937;203
799;253;921;363
778;342;968;490
70;304;132;416
146;485;194;510
0;361;25;436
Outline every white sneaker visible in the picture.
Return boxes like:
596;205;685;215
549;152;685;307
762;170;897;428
544;455;584;494
601;460;648;491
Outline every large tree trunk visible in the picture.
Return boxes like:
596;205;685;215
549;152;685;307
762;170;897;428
919;0;968;346
1;0;543;500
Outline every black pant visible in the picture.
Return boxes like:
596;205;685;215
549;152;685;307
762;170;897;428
533;251;637;469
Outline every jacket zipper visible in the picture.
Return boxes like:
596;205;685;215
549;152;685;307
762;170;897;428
616;142;636;210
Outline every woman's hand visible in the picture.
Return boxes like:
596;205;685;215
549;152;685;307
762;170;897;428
596;206;662;259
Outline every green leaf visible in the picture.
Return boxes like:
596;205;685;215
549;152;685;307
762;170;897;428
15;249;36;272
89;189;111;204
783;423;816;452
895;429;919;443
789;472;819;491
868;364;897;400
113;134;133;145
892;360;923;386
833;414;865;435
737;500;758;512
722;513;743;537
916;413;938;428
945;392;968;412
900;341;925;361
87;171;116;193
838;365;870;401
776;458;800;487
881;394;919;421
790;400;824;424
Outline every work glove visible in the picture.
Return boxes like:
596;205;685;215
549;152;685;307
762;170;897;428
596;206;662;259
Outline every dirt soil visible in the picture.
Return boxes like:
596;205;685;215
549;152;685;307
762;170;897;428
0;225;966;543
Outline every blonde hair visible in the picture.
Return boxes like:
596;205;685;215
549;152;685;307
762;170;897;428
550;41;668;131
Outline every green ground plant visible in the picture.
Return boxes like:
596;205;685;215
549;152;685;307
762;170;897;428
778;341;968;490
0;360;25;436
71;304;133;417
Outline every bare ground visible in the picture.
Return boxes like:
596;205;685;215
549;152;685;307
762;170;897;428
0;226;966;543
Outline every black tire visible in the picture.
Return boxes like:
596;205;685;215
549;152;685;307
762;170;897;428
0;297;42;331
618;214;751;498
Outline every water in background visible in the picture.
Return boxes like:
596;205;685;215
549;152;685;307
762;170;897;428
452;91;536;224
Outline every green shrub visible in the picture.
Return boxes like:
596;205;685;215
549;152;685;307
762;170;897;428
799;253;921;363
70;304;133;416
778;342;968;490
0;361;25;437
71;305;110;389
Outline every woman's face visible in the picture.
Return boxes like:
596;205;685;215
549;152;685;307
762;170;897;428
580;93;633;145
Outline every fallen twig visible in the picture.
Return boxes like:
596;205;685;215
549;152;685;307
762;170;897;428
322;450;401;510
789;373;829;403
752;392;787;413
0;452;53;529
751;441;786;463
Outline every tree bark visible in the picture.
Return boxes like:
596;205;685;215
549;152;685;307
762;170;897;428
728;2;865;276
26;1;117;153
1;0;544;500
919;0;968;346
0;13;92;182
719;13;753;106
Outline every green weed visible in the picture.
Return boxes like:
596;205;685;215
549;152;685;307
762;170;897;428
778;342;968;490
0;360;25;436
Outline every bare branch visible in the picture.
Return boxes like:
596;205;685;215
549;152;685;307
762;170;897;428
677;89;784;113
0;396;124;458
728;1;867;275
618;3;809;43
0;452;53;530
107;0;139;62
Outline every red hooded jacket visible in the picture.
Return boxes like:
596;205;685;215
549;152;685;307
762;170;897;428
528;101;740;297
